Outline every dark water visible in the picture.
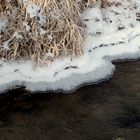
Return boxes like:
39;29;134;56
0;61;140;140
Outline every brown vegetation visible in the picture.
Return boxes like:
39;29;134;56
0;0;96;65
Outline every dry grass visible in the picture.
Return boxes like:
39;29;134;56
0;0;96;65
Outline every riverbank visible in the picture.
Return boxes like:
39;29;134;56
0;0;140;93
0;60;140;140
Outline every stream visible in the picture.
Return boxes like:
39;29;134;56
0;60;140;140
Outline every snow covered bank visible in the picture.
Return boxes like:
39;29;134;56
0;0;140;93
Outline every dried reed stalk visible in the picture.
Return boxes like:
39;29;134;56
0;0;96;65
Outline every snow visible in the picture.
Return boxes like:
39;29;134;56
0;0;140;93
2;32;23;50
26;3;41;18
19;1;47;25
0;17;8;32
23;22;30;32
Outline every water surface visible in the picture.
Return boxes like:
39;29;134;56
0;61;140;140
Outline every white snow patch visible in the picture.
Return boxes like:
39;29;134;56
19;1;47;25
2;32;23;50
23;22;30;32
0;17;8;32
0;0;140;93
26;3;40;18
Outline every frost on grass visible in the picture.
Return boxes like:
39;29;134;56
0;0;91;63
0;0;140;93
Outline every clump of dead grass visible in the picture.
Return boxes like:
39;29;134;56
0;0;96;65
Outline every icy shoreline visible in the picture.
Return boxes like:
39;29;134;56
0;0;140;93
